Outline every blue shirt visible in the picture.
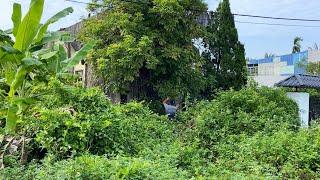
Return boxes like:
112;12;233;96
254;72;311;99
163;103;177;116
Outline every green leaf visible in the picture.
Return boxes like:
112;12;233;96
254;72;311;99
12;3;22;37
40;51;58;60
22;57;42;66
58;44;67;61
8;66;27;98
35;7;74;43
62;40;96;72
14;0;44;51
12;96;38;105
5;104;18;134
0;45;21;54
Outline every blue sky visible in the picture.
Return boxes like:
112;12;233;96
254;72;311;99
1;0;320;59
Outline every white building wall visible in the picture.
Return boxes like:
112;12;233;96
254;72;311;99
253;75;289;87
287;92;309;128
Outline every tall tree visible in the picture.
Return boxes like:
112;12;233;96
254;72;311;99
80;0;207;101
202;0;247;91
292;36;303;53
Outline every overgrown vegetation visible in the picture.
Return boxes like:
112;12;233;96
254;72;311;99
1;0;319;179
1;83;316;179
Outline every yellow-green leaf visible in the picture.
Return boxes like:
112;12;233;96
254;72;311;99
11;3;22;37
14;0;44;51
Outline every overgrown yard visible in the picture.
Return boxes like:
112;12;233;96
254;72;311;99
1;0;320;179
2;81;317;179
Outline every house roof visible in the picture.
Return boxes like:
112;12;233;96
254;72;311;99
275;74;320;89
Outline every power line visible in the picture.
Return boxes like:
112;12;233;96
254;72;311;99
233;13;320;22
65;0;320;22
234;20;320;28
65;0;108;7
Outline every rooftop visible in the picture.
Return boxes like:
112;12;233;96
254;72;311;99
275;74;320;89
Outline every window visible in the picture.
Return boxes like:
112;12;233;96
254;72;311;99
248;64;258;76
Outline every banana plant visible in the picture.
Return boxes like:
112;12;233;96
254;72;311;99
0;0;95;133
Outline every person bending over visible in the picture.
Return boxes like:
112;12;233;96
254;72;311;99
163;97;179;118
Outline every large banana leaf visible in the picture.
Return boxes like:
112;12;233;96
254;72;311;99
8;66;27;98
14;0;44;51
5;104;18;134
11;3;22;37
8;58;42;98
35;7;74;43
62;40;96;72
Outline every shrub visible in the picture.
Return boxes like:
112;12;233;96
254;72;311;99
92;102;174;156
179;87;299;146
0;155;189;180
24;79;174;159
206;127;320;179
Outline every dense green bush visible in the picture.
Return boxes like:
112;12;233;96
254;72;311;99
0;155;188;180
24;79;174;159
179;87;300;147
205;127;320;179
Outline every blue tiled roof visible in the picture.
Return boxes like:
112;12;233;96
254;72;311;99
275;74;320;89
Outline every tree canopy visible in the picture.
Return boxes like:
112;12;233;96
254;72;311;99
292;36;303;53
80;0;208;100
202;0;247;91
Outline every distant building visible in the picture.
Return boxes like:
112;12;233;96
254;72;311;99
247;50;320;87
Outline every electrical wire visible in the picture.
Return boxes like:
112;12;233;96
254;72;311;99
234;20;320;28
233;13;320;22
65;0;320;23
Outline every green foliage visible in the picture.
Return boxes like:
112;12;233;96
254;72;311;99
24;79;174;159
206;127;320;179
13;0;44;51
293;36;303;53
0;1;95;133
0;155;189;180
179;87;300;153
202;0;247;91
80;0;207;99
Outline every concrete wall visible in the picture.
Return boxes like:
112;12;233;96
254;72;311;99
253;75;289;87
287;92;309;128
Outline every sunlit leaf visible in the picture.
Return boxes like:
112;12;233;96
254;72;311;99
11;3;22;37
14;0;44;51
